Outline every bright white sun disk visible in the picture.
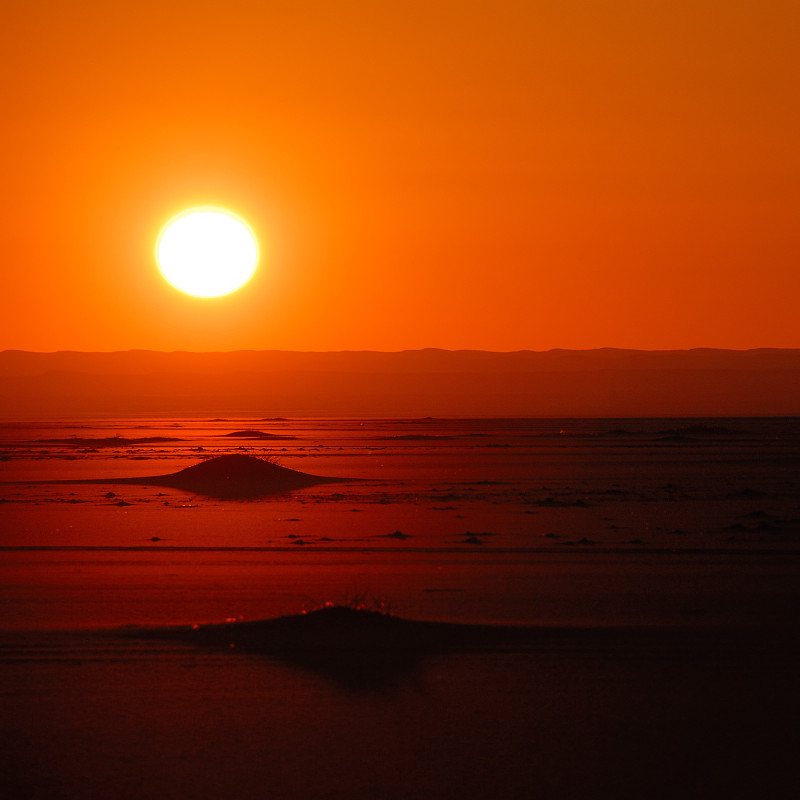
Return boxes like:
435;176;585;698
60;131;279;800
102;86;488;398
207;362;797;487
156;209;258;297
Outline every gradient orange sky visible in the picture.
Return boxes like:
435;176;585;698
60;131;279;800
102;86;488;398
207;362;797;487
3;1;798;352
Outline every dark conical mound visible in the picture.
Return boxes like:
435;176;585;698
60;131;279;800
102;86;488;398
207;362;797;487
116;454;341;498
119;606;544;690
219;430;297;440
7;454;346;498
133;605;543;656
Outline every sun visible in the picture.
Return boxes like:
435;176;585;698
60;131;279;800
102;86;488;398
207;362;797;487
156;208;259;297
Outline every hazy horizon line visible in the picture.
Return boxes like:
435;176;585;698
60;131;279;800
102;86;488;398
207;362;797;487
4;345;800;356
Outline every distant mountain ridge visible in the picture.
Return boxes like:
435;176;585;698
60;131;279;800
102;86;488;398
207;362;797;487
3;347;800;373
1;348;799;417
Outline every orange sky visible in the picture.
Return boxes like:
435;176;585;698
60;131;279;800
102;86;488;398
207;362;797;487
2;1;798;352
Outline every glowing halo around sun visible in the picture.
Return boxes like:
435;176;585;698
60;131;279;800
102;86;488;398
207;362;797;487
156;208;259;297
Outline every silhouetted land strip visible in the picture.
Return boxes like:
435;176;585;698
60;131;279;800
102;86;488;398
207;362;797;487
32;436;183;447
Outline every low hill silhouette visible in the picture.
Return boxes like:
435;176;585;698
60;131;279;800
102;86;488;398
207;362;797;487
109;454;342;498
